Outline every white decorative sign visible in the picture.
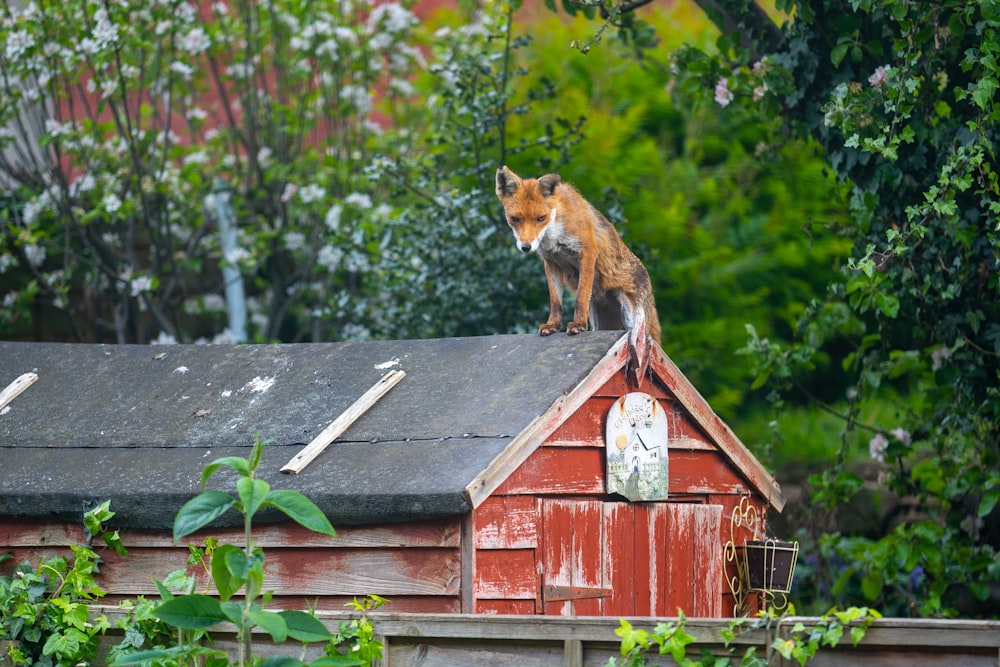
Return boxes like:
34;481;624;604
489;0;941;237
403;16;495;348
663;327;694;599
605;392;669;501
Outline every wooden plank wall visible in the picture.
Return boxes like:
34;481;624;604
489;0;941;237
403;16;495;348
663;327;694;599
90;610;1000;667
473;373;762;617
0;517;464;613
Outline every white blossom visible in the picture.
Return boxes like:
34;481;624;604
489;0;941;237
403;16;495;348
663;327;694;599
931;346;951;371
225;247;250;264
70;173;96;195
5;29;34;60
183;150;208;165
170;61;194;79
869;433;889;463
367;3;415;34
151;331;178;345
344;192;372;209
341;85;373;114
211;328;238;344
316;244;342;271
868;65;890;89
284;231;306;251
178;27;211;54
714;78;733;107
890;427;912;446
202;293;226;312
103;192;123;213
325;204;342;231
129;274;154;297
299;183;326;203
23;244;46;267
92;8;119;48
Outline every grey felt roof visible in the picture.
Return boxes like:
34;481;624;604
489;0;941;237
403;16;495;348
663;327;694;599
0;332;625;529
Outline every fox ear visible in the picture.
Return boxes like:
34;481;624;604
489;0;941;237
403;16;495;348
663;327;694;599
537;173;561;197
496;166;521;197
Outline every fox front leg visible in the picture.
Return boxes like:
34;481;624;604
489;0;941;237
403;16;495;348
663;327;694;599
540;260;564;336
566;248;596;335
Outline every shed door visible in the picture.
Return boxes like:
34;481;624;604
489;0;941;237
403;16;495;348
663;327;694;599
540;499;722;616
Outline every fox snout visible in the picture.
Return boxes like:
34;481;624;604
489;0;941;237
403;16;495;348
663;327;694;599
518;241;535;253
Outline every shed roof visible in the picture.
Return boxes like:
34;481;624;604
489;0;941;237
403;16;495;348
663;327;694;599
0;332;782;530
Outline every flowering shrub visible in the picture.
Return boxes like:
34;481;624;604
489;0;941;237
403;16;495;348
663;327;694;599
0;0;422;343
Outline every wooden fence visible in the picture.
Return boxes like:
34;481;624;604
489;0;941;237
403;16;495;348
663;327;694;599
95;608;1000;666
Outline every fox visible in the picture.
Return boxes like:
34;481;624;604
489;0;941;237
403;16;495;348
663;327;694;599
495;165;661;342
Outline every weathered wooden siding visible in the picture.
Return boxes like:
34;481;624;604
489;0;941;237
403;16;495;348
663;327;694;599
90;610;1000;667
472;373;759;617
0;517;465;613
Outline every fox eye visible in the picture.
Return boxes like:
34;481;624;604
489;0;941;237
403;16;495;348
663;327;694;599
536;215;547;222
509;216;520;226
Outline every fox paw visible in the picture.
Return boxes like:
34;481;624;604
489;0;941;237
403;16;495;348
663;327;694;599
566;321;587;335
539;323;560;336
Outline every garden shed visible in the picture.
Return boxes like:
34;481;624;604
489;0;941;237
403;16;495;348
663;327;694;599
0;331;784;617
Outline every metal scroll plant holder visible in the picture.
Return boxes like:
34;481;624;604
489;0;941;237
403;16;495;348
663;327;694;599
724;496;799;616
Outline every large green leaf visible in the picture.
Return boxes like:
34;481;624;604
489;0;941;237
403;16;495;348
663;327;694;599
280;610;333;643
219;600;244;626
173;491;237;541
248;605;287;642
154;594;228;629
200;456;250;488
210;543;246;601
238;477;270;519
111;647;183;666
264;489;336;537
310;657;364;667
258;657;305;667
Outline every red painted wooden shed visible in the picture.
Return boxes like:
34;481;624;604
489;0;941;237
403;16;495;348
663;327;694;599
0;332;783;617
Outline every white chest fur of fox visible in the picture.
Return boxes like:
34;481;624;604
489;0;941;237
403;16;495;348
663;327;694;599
495;165;661;342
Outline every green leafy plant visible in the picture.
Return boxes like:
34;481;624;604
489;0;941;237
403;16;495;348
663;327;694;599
0;501;123;667
324;595;387;666
609;606;881;666
112;432;354;667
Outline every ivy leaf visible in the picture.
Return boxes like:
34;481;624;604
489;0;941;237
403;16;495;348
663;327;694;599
875;292;900;318
978;488;1000;517
972;77;998;110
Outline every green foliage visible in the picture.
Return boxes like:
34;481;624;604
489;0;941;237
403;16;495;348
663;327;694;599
113;432;348;667
650;0;1000;617
324;596;387;667
608;607;881;666
0;502;121;666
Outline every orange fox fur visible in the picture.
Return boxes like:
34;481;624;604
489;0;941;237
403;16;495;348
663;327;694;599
495;165;661;342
